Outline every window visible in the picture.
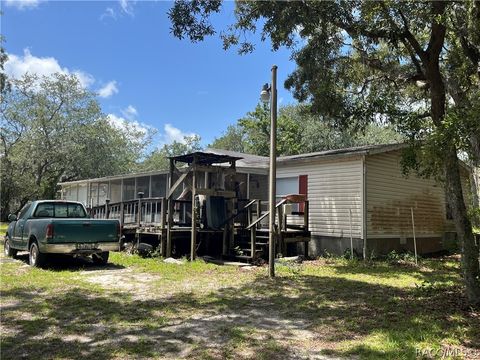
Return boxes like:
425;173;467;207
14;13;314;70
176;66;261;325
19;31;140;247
276;175;308;212
18;203;32;220
277;177;299;198
151;175;167;197
34;203;87;218
136;176;150;198
123;178;135;201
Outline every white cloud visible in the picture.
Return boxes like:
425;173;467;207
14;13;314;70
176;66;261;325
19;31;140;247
119;0;135;16
5;49;95;88
121;105;138;120
72;71;95;88
107;113;150;136
100;7;116;21
97;81;119;98
100;0;135;21
162;124;197;144
4;0;40;10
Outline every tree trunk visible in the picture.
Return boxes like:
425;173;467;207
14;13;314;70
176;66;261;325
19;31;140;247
445;145;480;306
425;30;480;304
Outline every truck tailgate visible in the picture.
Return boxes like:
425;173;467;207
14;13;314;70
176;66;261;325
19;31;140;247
50;220;119;243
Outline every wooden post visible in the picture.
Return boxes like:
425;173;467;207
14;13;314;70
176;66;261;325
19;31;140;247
251;226;256;259
160;198;167;229
120;202;124;228
411;207;418;265
190;165;197;261
304;200;309;258
160;198;167;257
304;201;309;231
277;204;284;256
222;225;228;256
349;209;354;259
105;199;110;219
229;199;235;252
137;192;144;227
166;158;174;257
257;200;262;225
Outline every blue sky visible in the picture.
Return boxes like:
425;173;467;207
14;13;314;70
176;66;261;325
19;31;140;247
2;0;298;147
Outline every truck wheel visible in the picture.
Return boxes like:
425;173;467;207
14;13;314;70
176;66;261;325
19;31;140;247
92;252;109;265
29;242;47;268
4;237;17;258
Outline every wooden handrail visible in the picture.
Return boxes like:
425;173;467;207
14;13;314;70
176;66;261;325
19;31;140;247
218;199;257;228
246;198;287;230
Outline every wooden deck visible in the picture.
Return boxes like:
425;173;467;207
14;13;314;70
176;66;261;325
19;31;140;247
90;153;310;262
91;196;310;262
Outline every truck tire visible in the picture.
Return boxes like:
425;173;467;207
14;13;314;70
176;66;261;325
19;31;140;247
92;251;109;265
4;237;17;258
29;241;47;268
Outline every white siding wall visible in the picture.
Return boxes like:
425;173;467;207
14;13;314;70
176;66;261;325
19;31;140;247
278;157;363;238
63;185;78;201
366;151;454;238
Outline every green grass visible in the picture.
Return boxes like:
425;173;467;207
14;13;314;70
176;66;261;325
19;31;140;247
0;222;8;233
1;250;479;360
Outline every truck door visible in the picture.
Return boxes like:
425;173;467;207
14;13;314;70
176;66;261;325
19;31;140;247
13;203;31;249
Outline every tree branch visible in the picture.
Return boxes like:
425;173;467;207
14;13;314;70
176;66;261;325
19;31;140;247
425;1;447;59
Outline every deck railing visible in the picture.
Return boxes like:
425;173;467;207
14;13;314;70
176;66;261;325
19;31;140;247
90;197;195;228
89;195;309;235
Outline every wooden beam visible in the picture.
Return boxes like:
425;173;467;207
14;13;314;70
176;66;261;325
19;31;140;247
278;204;284;256
167;171;189;199
250;226;256;260
222;225;228;256
304;201;309;231
166;158;174;257
190;167;197;261
195;189;236;198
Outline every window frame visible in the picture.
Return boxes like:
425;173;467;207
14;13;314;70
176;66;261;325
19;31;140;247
33;202;87;219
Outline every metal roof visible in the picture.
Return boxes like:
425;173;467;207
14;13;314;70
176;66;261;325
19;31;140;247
277;143;407;163
59;143;407;186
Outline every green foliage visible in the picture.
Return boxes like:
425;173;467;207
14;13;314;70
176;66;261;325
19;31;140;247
168;0;480;304
210;124;245;153
386;250;419;264
169;1;480;162
140;134;202;171
211;103;404;156
0;73;149;217
236;103;304;156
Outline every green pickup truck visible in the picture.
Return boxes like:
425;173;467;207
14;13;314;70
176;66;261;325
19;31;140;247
4;200;121;267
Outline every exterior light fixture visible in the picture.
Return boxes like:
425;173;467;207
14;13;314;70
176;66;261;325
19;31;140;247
260;83;271;104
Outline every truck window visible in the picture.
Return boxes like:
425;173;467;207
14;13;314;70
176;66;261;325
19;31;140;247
18;203;32;220
34;203;87;218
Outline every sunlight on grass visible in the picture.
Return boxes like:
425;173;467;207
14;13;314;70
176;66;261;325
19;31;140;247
1;250;477;359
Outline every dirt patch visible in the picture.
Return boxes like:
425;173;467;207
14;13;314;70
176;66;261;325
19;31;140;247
80;268;161;300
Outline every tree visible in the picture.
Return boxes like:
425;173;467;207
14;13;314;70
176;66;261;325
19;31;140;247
140;134;202;171
210;124;246;153
0;73;148;217
169;1;480;305
211;102;404;156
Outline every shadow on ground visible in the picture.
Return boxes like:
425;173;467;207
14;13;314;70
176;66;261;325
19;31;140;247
10;252;126;272
1;265;479;360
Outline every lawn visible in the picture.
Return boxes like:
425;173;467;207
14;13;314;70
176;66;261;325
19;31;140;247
1;248;479;360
